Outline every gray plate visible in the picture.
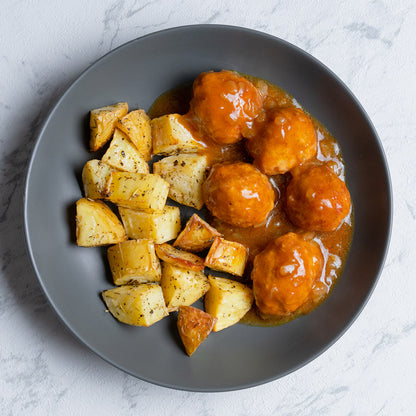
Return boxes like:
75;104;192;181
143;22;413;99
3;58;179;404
24;25;391;392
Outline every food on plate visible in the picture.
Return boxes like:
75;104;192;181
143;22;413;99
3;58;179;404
102;128;149;173
102;284;168;326
105;171;169;211
82;159;116;200
118;205;181;244
116;109;152;161
153;154;208;209
246;106;317;174
204;236;248;277
107;239;161;285
173;213;222;252
189;70;262;144
89;102;128;151
75;69;353;355
205;276;254;332
177;306;216;356
251;232;324;316
75;198;126;246
151;113;202;155
160;262;210;311
286;164;351;231
202;162;275;227
155;243;205;272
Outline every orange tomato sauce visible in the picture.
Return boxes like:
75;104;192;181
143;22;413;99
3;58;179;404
148;73;353;327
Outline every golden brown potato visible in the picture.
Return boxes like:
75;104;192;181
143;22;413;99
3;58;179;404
155;243;205;272
204;276;253;332
153;154;208;209
116;109;152;161
202;162;275;228
174;214;222;252
82;159;116;200
107;239;161;285
119;205;181;243
251;232;324;316
105;172;169;211
90;102;128;151
160;262;210;311
151;113;202;155
204;236;248;277
75;198;126;246
177;306;216;356
102;128;149;173
286;164;351;231
246;106;317;175
189;70;262;144
102;284;168;327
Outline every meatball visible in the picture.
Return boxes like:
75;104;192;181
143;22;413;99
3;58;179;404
203;162;275;228
251;232;324;316
189;70;262;144
286;164;351;232
246;106;317;174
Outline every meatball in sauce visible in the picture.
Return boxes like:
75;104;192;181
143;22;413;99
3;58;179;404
202;162;275;228
188;70;262;144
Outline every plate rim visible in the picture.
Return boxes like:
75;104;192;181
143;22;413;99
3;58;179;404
23;24;393;392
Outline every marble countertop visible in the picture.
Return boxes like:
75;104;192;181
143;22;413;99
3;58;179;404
1;1;415;414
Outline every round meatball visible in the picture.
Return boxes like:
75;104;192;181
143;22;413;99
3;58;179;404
246;106;317;174
203;162;275;228
252;232;324;316
189;70;262;144
286;165;351;232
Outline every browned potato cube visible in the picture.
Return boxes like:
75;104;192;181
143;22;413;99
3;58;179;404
174;214;222;252
119;205;181;243
82;159;116;200
153;154;208;209
155;243;205;272
90;102;128;151
151;114;202;155
102;128;149;173
116;109;152;161
205;276;253;332
102;284;168;327
161;262;210;311
107;239;161;285
76;198;126;246
177;306;216;356
204;237;248;277
105;172;169;211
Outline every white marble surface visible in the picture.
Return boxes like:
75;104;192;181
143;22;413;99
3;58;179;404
0;0;414;414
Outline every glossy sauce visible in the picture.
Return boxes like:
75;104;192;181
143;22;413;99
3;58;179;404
149;74;353;326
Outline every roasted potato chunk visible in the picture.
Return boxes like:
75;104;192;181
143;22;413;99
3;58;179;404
151;113;202;155
107;239;161;286
155;243;205;271
173;214;222;252
119;205;181;243
102;284;168;327
116;109;152;161
105;172;169;211
177;306;216;356
90;102;128;151
153;154;208;209
102;128;149;173
75;198;126;246
204;237;248;277
204;276;253;332
160;262;210;311
82;159;116;200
